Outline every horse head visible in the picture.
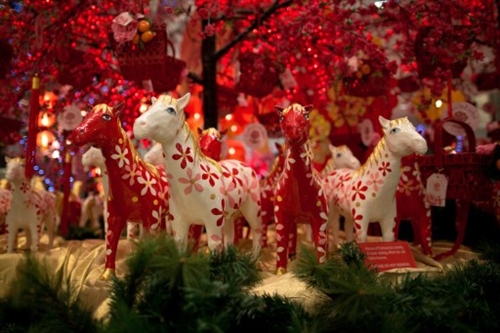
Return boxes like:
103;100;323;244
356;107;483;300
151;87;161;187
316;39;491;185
329;144;361;169
81;147;105;169
198;127;226;161
133;93;191;143
276;103;313;148
4;157;25;183
379;116;427;157
72;103;124;148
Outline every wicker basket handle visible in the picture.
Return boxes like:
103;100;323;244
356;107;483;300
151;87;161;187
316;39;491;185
434;117;476;159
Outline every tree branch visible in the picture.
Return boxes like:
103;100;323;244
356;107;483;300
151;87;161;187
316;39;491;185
213;0;293;61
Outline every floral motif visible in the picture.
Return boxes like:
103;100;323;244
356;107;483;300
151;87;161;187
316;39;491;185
172;142;193;169
378;161;392;177
351;181;368;201
178;168;203;195
137;170;158;196
200;163;219;187
366;171;383;192
122;163;142;186
210;199;226;227
111;145;130;168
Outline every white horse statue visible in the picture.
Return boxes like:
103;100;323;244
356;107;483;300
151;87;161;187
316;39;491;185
4;157;57;252
321;144;361;177
143;143;165;166
133;93;263;254
81;146;141;239
323;116;428;243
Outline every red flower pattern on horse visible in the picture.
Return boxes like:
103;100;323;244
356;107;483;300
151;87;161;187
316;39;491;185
273;103;329;274
71;103;169;279
323;116;427;244
133;93;262;254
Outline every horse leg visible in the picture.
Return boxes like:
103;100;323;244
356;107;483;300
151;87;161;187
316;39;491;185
6;216;18;253
101;214;126;280
224;215;235;246
274;208;290;274
311;215;329;264
239;197;263;252
379;214;397;242
204;221;224;253
329;210;341;248
288;223;297;260
29;220;40;252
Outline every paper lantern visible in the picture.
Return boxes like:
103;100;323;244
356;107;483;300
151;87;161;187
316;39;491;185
37;130;56;148
38;111;56;128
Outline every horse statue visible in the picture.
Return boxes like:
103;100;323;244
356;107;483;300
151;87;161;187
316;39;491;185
143;143;165;167
273;103;329;274
133;93;263;254
259;143;286;247
4;157;56;252
71;103;170;279
81;146;143;240
321;144;362;177
323;116;428;244
395;154;432;255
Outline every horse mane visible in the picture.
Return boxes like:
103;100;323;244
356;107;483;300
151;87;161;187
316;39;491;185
354;136;387;178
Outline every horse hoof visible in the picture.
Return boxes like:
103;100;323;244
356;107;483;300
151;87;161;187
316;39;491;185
275;267;287;275
99;268;115;281
288;252;297;261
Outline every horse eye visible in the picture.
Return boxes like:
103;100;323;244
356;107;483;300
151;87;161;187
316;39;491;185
102;114;112;121
336;153;342;158
165;107;176;115
278;116;284;123
390;127;400;134
304;114;309;120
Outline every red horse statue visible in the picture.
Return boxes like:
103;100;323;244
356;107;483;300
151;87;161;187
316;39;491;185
71;103;169;279
274;103;329;274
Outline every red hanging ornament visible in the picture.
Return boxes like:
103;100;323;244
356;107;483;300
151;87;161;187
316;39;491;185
25;74;40;179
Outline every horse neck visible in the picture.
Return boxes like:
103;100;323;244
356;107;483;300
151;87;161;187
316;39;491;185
356;137;402;187
100;128;144;179
285;141;315;174
162;122;206;172
10;176;31;199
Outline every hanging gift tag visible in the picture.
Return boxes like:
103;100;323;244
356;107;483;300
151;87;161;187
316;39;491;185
425;173;448;207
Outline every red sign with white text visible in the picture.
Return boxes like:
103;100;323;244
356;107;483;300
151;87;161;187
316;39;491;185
358;241;417;272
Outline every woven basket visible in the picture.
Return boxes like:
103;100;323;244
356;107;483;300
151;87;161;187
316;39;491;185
418;118;492;201
112;26;186;91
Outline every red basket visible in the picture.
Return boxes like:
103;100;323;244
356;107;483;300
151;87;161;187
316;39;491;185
418;118;492;201
112;26;186;91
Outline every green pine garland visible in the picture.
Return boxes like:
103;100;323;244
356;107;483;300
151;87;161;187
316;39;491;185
1;236;500;332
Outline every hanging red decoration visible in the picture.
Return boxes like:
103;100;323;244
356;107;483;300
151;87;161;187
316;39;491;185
236;52;281;98
111;24;186;91
56;48;99;90
25;74;40;179
414;26;473;80
343;58;390;97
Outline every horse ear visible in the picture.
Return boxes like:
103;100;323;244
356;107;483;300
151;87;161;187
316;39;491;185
275;106;284;116
379;116;390;131
197;127;203;136
151;96;157;105
5;156;10;164
274;142;282;151
304;105;314;114
219;128;228;138
177;93;191;111
114;102;125;118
